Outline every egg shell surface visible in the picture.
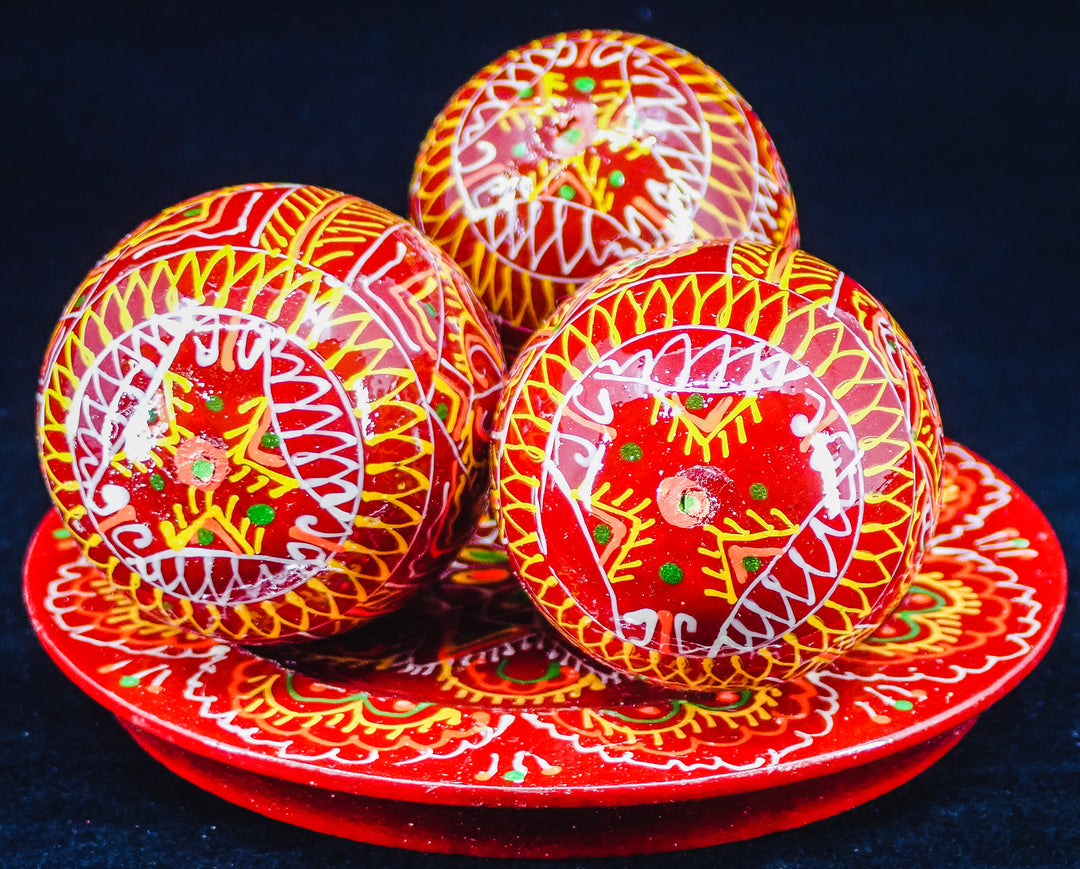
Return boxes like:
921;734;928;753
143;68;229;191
410;29;799;352
492;239;944;690
37;183;504;643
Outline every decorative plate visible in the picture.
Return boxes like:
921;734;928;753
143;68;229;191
23;442;1066;857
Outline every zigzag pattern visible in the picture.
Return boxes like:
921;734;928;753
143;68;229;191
495;240;943;689
410;30;798;332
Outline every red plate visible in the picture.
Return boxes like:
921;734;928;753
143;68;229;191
23;441;1066;857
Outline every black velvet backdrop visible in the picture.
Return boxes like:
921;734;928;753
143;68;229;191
4;3;1078;867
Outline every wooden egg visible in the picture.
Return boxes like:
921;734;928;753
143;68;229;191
492;239;944;690
37;183;504;643
410;29;799;355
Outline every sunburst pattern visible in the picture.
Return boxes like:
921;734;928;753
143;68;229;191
410;29;798;341
494;240;944;689
37;183;504;642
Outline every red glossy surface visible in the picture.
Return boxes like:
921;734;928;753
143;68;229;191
35;183;504;643
123;719;975;857
494;239;945;690
24;442;1066;849
410;30;799;351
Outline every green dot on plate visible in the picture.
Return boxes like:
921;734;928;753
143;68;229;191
149;473;165;491
205;395;224;412
619;442;643;462
504;770;527;783
749;483;768;501
742;555;762;573
511;141;529;158
593;524;612;545
558;184;575;200
517;86;534;98
659;562;684;585
119;675;140;688
893;699;914;711
247;504;275;526
608;169;626;188
196;529;214;546
573;76;595;92
435;402;449;421
685;393;704;410
260;432;281;449
191;459;214;481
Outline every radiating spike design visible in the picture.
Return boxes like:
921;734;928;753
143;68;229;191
410;29;799;355
493;239;944;690
37;183;504;643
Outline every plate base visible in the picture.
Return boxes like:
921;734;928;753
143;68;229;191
125;718;975;857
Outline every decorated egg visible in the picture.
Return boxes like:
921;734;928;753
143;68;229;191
37;183;504;643
410;29;799;354
492;239;944;690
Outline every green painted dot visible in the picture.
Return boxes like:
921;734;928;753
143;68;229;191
149;473;165;491
749;483;768;501
147;408;159;424
191;458;215;481
742;555;763;573
119;675;140;688
558;184;576;200
74;293;89;307
685;393;705;410
503;770;527;783
183;206;202;217
608;169;626;188
464;547;510;565
573;76;596;92
678;492;702;514
893;699;914;712
260;432;281;449
423;301;438;318
619;442;643;462
593;524;613;545
196;529;215;546
435;402;449;421
511;141;529;158
659;562;684;585
562;127;583;145
205;395;224;412
517;85;534;98
247;504;275;526
52;528;72;539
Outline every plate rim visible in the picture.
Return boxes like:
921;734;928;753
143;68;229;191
23;440;1068;810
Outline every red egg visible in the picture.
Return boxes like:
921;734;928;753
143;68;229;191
492;239;944;690
410;29;799;355
37;183;504;643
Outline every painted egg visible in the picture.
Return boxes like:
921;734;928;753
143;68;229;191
410;29;799;355
37;183;504;643
492;239;944;690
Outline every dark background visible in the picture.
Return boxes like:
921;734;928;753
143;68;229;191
3;2;1077;867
